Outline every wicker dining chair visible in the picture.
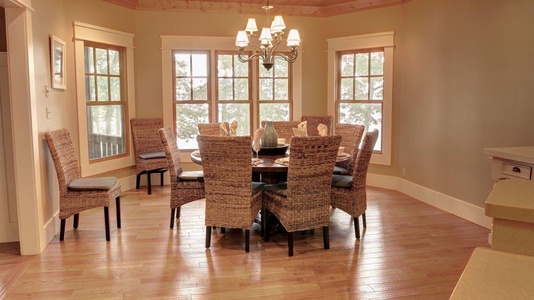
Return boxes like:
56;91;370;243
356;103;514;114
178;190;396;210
197;135;264;252
159;126;205;229
333;123;365;175
130;118;168;195
330;129;379;239
198;122;230;136
260;120;300;144
44;129;121;241
301;115;333;136
263;135;341;256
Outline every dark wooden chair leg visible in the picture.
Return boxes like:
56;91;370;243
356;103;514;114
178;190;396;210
220;227;225;234
323;226;330;250
116;196;121;228
170;208;176;229
262;208;269;242
354;216;360;239
176;207;181;219
288;232;294;256
60;219;66;241
160;170;165;186
104;207;110;241
245;229;250;252
73;213;79;229
147;171;152;195
362;213;367;228
260;209;264;238
136;173;142;189
205;226;212;248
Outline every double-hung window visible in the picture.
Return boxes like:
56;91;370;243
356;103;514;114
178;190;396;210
74;22;136;176
259;58;292;122
173;51;210;149
216;52;251;136
84;42;127;160
338;49;384;151
328;32;394;165
162;36;301;151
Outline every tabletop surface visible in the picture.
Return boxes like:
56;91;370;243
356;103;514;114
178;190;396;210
191;150;289;172
190;149;350;173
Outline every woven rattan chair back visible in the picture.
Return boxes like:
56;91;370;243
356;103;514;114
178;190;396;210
159;127;183;180
197;135;263;252
44;128;121;241
331;129;379;239
263;135;341;256
198;122;230;136
351;129;379;190
260;120;300;144
335;123;365;172
131;118;165;154
44;129;81;196
159;126;205;228
301;115;333;136
130;118;168;194
285;135;341;229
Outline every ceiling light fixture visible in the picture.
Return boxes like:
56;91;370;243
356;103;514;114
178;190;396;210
235;0;301;70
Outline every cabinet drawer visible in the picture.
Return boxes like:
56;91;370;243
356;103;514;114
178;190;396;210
502;163;532;180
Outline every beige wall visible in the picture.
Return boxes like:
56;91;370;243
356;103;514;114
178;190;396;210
32;0;136;231
31;0;534;224
314;0;534;208
395;0;534;207
32;0;73;231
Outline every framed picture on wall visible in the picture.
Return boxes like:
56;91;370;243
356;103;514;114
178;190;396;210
50;35;66;89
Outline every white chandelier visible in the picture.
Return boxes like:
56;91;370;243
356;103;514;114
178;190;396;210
235;1;301;70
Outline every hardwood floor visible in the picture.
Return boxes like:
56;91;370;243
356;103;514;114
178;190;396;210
1;186;489;299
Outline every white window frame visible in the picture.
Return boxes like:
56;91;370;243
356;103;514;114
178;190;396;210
161;36;303;161
73;22;136;176
327;32;394;166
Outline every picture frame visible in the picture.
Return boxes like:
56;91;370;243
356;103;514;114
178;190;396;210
50;35;66;89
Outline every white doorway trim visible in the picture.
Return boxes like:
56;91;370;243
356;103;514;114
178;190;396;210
4;0;46;255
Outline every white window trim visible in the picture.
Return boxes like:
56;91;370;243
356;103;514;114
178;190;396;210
160;35;302;162
327;31;394;166
73;22;136;176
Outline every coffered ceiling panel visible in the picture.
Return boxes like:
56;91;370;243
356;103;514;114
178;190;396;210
104;0;410;17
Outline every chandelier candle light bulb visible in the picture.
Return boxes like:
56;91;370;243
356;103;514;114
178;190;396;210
235;1;300;70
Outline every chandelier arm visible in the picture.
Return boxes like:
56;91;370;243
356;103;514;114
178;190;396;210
238;50;265;63
272;50;298;63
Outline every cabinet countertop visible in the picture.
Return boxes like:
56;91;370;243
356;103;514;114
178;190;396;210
483;146;534;164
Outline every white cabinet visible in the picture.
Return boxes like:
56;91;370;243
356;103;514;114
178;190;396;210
483;147;534;181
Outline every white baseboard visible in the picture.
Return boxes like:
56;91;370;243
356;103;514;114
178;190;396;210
367;174;492;229
120;175;139;192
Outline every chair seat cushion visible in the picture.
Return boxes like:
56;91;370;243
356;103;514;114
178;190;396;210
331;175;352;188
252;182;266;194
139;151;166;159
177;170;204;181
68;177;117;191
264;182;288;196
333;166;350;175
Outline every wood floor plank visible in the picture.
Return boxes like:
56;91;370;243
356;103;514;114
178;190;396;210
0;186;490;299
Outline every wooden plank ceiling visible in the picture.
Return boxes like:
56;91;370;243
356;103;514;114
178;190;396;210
103;0;410;17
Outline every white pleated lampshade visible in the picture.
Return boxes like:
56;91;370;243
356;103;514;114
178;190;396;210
245;18;258;33
259;27;273;46
270;16;286;33
235;31;249;47
287;29;301;47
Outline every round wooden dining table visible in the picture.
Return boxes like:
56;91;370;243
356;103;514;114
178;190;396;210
190;149;351;184
190;150;289;184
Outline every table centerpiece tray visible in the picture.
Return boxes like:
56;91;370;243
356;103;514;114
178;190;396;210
256;144;289;156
